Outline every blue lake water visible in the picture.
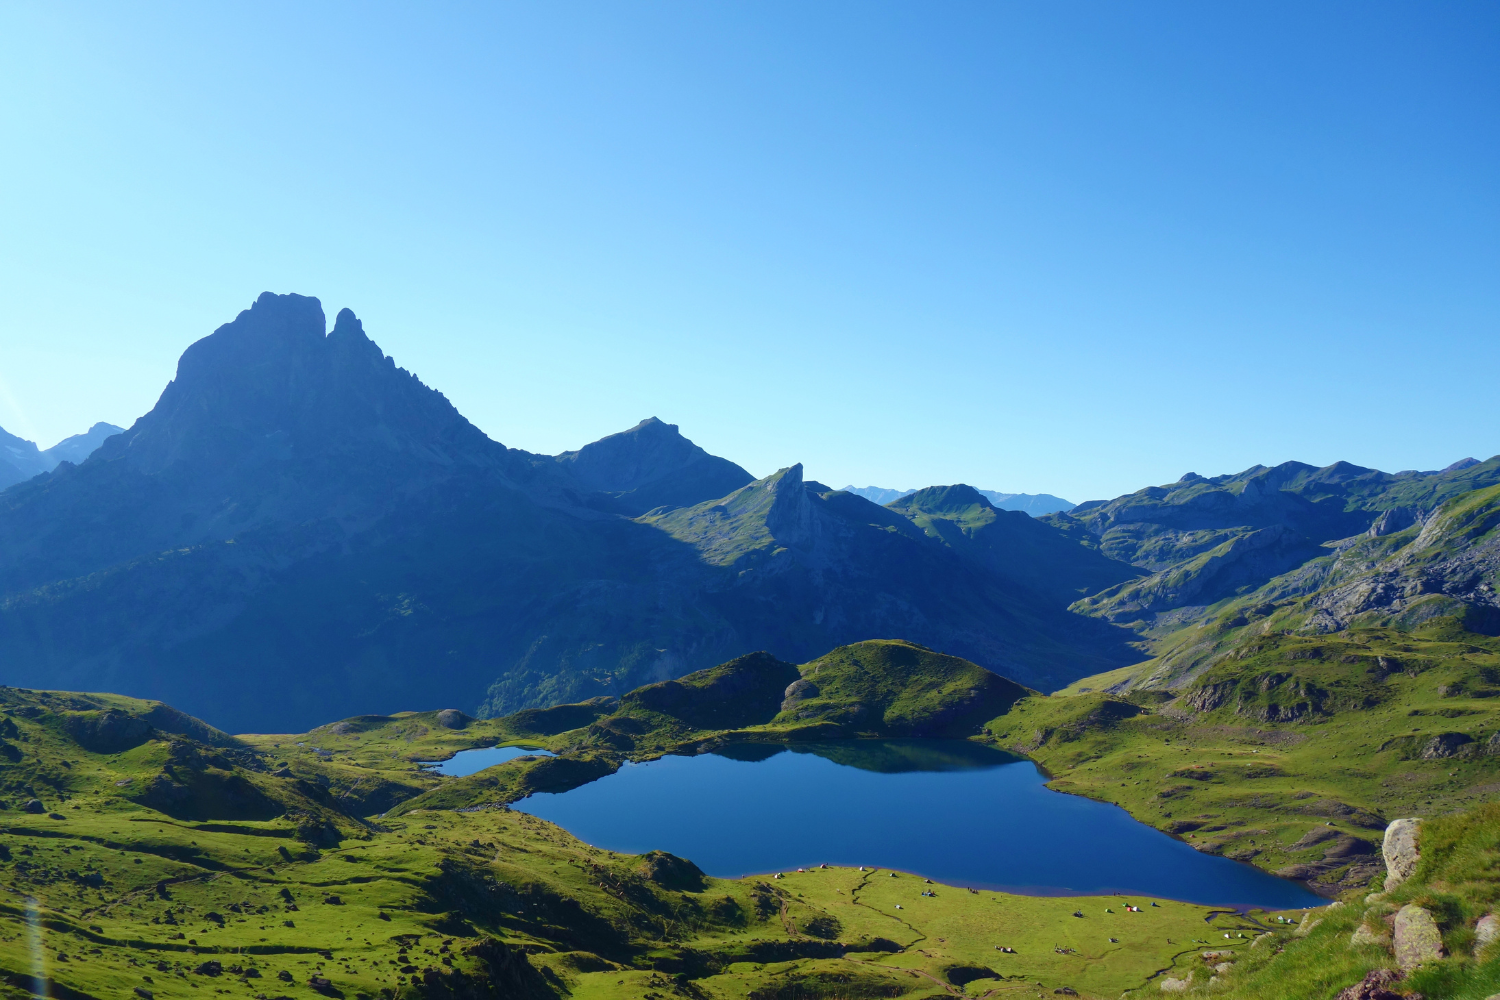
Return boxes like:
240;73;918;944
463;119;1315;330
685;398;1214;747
421;744;554;776
515;740;1325;910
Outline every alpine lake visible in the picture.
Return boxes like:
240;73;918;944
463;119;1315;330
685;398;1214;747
427;738;1325;910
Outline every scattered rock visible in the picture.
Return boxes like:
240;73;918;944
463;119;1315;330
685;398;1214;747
133;989;154;1000
1159;976;1190;992
1476;912;1499;947
194;961;223;976
22;799;43;814
1394;904;1444;968
1350;923;1390;947
1383;818;1422;889
1334;968;1407;1000
1214;962;1233;975
1295;914;1323;937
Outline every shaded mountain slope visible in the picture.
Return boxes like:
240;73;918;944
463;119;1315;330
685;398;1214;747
890;484;1140;604
42;420;124;465
0;294;552;596
0;422;120;490
0;293;1140;732
617;468;1138;705
0;424;47;489
555;416;754;515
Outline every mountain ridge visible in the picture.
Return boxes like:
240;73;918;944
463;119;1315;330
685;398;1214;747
0;420;124;490
841;484;1075;515
0;293;1140;732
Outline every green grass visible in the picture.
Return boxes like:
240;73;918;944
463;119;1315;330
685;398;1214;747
6;625;1500;999
0;680;1266;1000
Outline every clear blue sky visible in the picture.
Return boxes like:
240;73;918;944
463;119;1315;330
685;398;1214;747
1;2;1496;504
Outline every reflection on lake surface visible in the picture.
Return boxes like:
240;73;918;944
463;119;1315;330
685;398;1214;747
421;744;554;776
517;739;1325;910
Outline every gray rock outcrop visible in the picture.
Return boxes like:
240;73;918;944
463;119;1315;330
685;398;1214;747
1382;818;1422;889
1368;507;1421;537
1393;904;1444;968
1420;732;1475;759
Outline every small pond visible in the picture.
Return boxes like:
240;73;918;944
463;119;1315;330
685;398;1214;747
421;744;554;776
515;740;1325;910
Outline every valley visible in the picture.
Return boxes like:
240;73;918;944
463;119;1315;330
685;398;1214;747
1;293;1499;998
2;632;1498;998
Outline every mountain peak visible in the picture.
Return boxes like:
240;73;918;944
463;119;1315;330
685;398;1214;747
94;292;496;476
558;418;753;515
891;484;991;514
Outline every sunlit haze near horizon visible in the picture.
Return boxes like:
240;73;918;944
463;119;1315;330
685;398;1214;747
1;3;1496;504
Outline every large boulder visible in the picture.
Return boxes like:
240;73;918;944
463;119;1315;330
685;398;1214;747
1382;818;1422;889
1393;904;1444;968
434;709;472;730
1476;912;1499;947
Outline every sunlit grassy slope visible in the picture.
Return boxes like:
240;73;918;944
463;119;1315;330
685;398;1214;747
4;628;1500;999
0;681;1267;1000
1024;619;1500;894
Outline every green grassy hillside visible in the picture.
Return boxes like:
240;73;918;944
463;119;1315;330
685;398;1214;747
1205;803;1500;1000
1012;619;1500;895
773;640;1033;736
0;682;1275;1000
5;630;1500;998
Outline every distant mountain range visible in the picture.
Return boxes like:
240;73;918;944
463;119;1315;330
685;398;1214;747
841;485;1074;515
0;293;1136;732
0;291;1494;736
0;421;123;490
